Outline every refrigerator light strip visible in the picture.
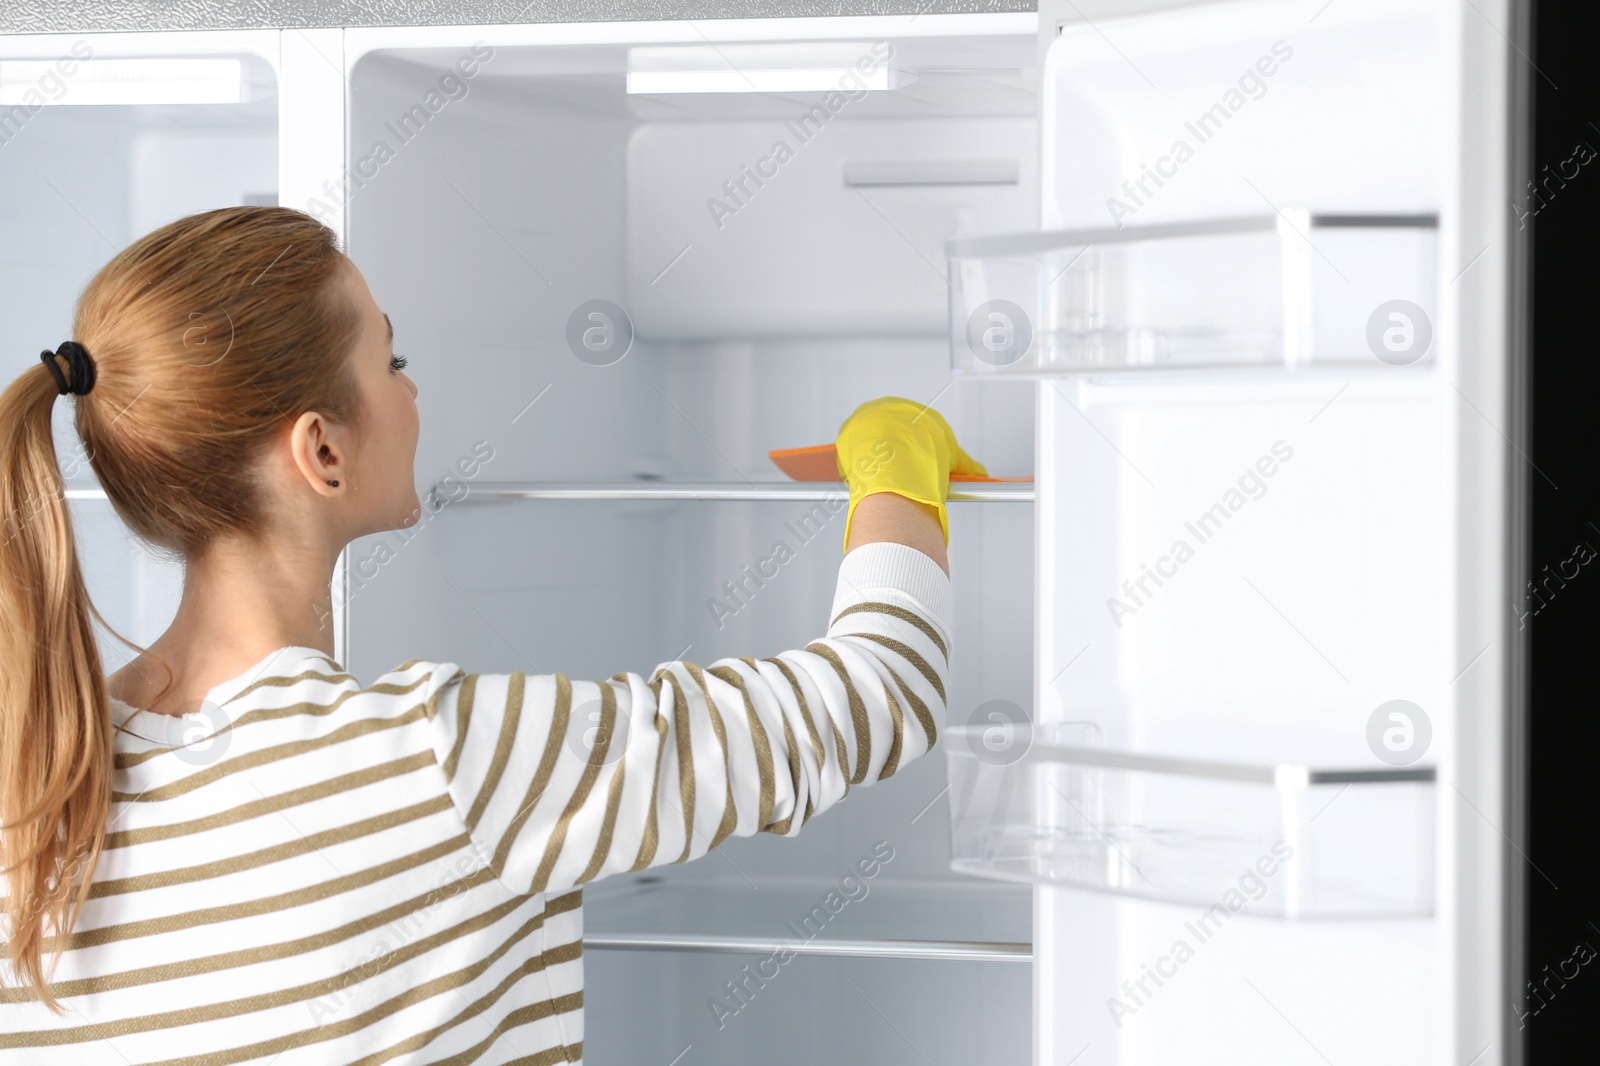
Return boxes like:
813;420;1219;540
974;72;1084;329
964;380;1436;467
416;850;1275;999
626;42;903;95
0;58;243;106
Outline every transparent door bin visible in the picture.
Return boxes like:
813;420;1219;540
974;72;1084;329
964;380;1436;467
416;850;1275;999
944;724;1435;919
948;213;1438;376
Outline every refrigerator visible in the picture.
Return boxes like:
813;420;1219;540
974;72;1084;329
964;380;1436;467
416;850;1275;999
0;0;1526;1062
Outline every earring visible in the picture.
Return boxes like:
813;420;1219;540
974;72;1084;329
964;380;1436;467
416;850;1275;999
326;479;339;487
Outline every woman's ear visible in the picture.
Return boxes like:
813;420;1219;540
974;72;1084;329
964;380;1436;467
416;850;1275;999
289;410;346;495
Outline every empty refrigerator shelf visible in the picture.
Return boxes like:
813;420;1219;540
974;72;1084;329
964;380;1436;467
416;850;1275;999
945;724;1436;919
948;211;1440;376
582;876;1032;962
426;480;1035;505
584;932;1029;962
66;482;1036;506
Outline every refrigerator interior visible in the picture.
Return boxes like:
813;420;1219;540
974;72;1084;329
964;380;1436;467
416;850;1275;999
0;50;280;674
342;27;1040;1066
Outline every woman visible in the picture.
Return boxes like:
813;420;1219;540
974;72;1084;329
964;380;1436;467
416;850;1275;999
0;206;983;1063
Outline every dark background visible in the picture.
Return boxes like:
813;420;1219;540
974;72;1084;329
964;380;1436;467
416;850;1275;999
1528;0;1600;1059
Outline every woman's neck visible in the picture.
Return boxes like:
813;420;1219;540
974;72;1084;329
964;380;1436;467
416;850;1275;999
106;533;342;715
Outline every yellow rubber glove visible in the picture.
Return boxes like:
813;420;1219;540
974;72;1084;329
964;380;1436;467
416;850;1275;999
835;396;988;550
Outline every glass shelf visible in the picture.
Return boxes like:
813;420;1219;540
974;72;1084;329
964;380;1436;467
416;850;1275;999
582;875;1032;962
948;211;1439;377
945;723;1436;919
427;480;1035;507
73;482;1035;506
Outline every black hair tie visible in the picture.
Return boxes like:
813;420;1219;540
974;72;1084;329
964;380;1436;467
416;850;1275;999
40;341;95;397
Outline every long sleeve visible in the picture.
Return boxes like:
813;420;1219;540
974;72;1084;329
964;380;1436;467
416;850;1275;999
420;541;952;898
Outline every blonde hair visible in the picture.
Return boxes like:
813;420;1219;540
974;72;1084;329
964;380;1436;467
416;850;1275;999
0;206;363;1012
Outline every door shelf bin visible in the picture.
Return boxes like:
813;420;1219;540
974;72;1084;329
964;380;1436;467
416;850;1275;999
944;725;1435;919
947;213;1438;376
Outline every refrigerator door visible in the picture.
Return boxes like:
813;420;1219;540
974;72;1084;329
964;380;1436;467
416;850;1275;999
982;0;1516;1063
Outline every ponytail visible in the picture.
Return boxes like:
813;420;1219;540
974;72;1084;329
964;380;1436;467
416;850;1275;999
0;361;111;1015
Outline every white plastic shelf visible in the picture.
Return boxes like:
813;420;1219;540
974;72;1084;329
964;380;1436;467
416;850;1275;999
945;724;1435;919
948;212;1439;376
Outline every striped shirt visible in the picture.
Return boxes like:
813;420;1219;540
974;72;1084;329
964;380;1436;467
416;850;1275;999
0;541;952;1065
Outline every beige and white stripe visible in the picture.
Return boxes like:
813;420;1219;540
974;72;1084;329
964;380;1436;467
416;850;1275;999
0;541;951;1064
